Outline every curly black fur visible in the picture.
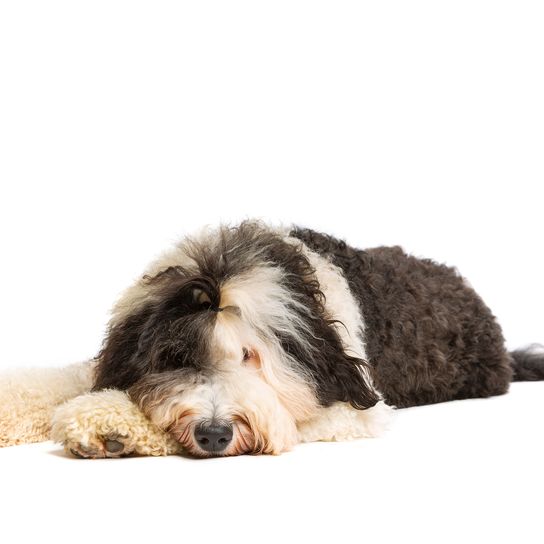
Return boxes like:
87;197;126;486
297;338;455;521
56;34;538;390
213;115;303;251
290;227;520;408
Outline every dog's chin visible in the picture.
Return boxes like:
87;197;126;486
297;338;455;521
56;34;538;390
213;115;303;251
169;418;258;458
182;443;248;459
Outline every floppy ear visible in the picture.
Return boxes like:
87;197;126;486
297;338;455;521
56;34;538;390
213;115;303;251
315;349;380;410
93;272;219;392
93;303;156;391
277;316;380;410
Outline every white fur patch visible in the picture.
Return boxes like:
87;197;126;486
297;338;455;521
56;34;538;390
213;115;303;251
138;367;300;456
297;401;394;443
217;265;320;420
283;234;379;396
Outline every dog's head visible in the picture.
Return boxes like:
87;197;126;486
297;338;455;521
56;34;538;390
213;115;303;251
93;222;378;457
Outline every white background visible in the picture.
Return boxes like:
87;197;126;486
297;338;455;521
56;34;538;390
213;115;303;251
0;2;543;543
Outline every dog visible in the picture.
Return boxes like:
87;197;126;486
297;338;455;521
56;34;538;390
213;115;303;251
1;221;543;457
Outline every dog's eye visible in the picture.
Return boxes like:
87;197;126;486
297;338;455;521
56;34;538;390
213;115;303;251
192;288;212;308
242;348;260;369
242;347;257;362
242;348;261;369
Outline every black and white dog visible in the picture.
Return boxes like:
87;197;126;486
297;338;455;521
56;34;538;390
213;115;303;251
1;221;542;457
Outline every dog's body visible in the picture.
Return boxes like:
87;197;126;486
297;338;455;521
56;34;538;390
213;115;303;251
1;222;543;456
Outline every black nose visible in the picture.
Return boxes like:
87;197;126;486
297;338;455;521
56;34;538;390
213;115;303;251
194;423;233;453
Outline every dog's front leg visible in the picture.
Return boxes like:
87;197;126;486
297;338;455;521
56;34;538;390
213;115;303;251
297;401;393;444
51;390;181;458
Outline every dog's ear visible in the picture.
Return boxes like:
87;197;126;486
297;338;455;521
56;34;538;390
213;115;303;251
93;273;218;392
93;303;156;391
315;349;380;410
278;318;380;410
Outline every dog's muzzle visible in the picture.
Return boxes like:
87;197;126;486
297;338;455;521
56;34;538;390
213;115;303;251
194;422;233;454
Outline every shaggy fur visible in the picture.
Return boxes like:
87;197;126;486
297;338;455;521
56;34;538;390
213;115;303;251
1;221;543;457
94;224;379;410
291;228;516;407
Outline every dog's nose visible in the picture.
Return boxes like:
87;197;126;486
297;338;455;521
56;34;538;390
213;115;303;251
194;423;233;453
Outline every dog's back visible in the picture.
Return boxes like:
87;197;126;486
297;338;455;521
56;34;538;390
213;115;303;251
291;227;544;408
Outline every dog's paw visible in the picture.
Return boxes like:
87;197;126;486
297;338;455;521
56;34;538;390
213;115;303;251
67;433;133;459
51;389;181;458
297;401;394;443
